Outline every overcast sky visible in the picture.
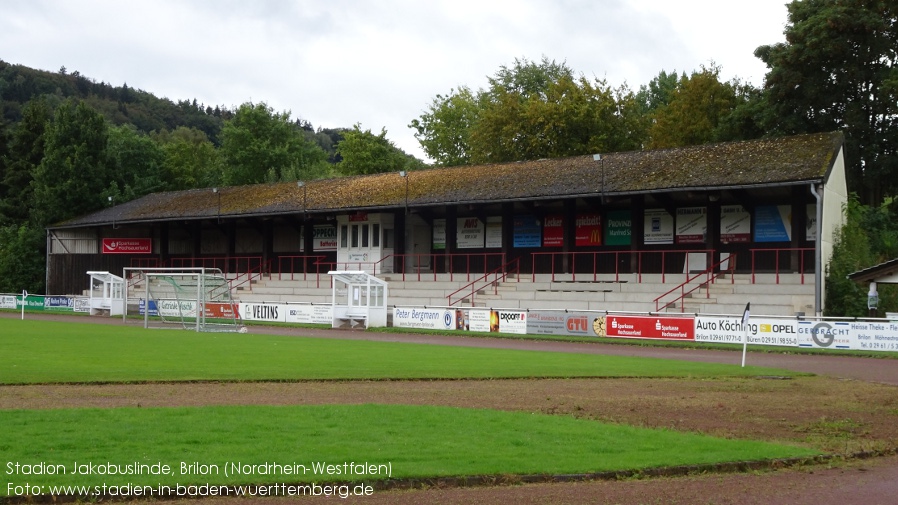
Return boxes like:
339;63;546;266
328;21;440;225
2;0;789;161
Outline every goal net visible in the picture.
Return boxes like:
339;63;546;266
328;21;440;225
123;267;244;332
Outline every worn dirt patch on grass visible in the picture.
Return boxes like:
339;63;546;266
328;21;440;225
4;376;897;454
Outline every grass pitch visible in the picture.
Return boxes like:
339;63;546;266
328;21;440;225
0;319;798;384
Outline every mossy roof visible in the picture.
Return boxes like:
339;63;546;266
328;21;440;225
53;131;843;228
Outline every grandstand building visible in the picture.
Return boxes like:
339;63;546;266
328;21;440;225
47;132;847;316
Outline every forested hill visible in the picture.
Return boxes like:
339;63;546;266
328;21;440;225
0;59;232;143
0;59;348;153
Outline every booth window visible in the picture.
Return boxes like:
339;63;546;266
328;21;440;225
373;224;380;247
351;225;359;247
362;224;369;247
340;225;348;248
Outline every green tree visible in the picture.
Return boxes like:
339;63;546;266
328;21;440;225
470;75;643;162
411;57;649;165
152;127;222;190
0;97;52;224
106;124;166;201
755;0;898;203
31;99;110;226
635;70;682;113
219;102;329;185
647;65;743;149
825;196;898;316
0;223;45;293
409;87;479;166
335;124;424;176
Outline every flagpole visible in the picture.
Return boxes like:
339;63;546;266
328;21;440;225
741;302;750;367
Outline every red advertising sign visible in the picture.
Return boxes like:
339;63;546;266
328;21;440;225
204;302;239;320
575;214;602;246
102;238;152;254
605;315;695;340
543;214;564;247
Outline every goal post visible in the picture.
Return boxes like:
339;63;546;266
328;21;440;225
122;267;244;332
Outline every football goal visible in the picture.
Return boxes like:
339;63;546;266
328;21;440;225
122;267;244;332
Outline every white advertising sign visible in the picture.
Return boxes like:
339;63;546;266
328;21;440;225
73;297;90;313
285;304;333;324
644;209;674;244
240;302;288;322
850;321;898;352
433;219;446;250
393;307;455;330
485;216;503;248
797;320;852;349
467;309;492;332
720;205;751;243
457;217;485;248
806;204;817;241
676;207;707;244
155;299;199;318
0;295;16;309
495;310;527;334
695;316;798;347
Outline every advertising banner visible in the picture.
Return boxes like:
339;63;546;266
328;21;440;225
457;217;485;248
755;205;792;242
450;308;527;334
433;219;446;250
73;297;90;313
485;216;503;248
102;238;152;254
393;307;455;330
466;309;492;332
542;215;564;247
204;302;238;320
526;310;601;337
604;210;631;246
575;214;602;246
695;316;798;347
0;295;17;309
239;302;287;323
285;304;333;324
806;204;817;242
720;205;751;243
513;215;541;248
313;225;338;251
492;310;527;334
605;315;695;340
797;320;852;349
43;296;74;312
139;299;199;318
644;209;674;244
676;207;706;244
850;321;898;352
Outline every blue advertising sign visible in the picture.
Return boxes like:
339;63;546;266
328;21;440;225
755;205;791;242
513;215;541;248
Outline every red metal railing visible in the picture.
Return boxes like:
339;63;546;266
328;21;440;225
654;253;737;312
750;248;813;284
531;249;715;283
447;257;521;307
275;255;334;288
230;259;271;291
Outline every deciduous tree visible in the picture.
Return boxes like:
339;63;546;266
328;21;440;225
755;0;898;203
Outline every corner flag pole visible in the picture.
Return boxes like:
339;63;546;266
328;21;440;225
741;302;750;367
20;290;28;320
